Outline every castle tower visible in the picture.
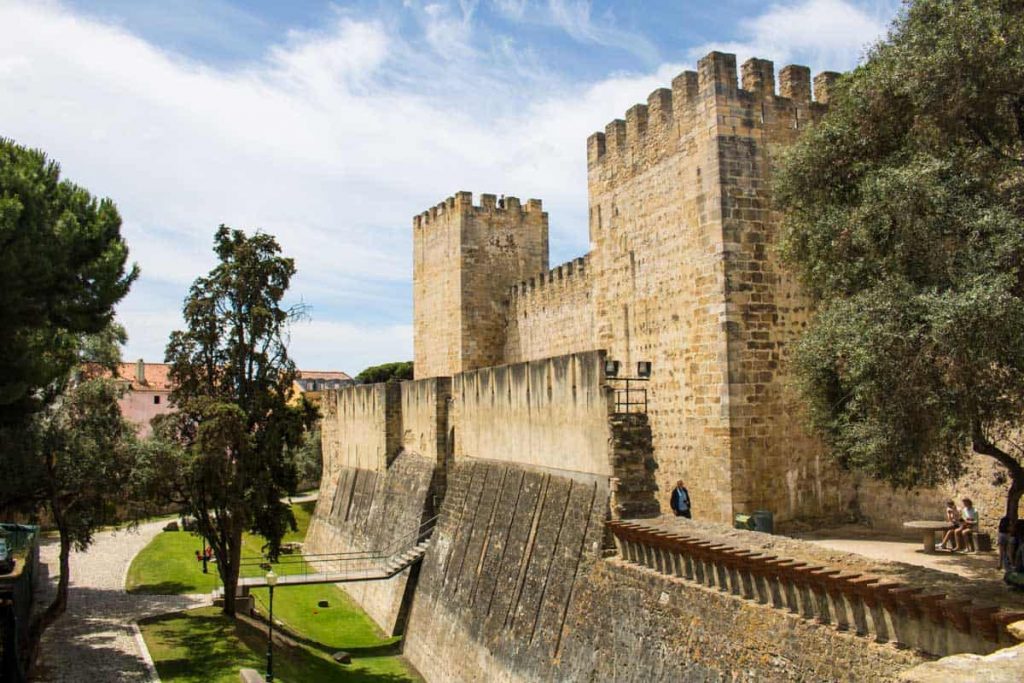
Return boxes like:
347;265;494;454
413;191;548;378
586;52;843;521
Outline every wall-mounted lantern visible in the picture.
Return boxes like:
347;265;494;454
604;359;621;378
637;361;652;378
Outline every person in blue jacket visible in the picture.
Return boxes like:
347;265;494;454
670;480;691;519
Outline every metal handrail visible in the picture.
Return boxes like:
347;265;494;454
237;514;440;580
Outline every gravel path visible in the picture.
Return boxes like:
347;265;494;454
32;519;209;682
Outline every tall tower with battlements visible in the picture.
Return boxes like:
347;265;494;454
413;191;548;378
411;51;853;525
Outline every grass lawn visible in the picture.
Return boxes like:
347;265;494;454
126;500;315;594
132;499;418;681
140;606;412;683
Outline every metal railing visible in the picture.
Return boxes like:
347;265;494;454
607;377;648;414
237;514;439;583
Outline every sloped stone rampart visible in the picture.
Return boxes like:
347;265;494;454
403;460;923;682
305;451;439;635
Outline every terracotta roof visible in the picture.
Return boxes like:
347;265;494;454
98;362;349;392
296;370;353;381
115;362;173;392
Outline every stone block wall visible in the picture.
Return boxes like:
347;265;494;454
452;351;614;477
413;192;548;378
318;382;401;508
306;451;438;635
402;459;925;682
400;377;452;465
410;52;856;526
584;52;849;524
503;256;596;363
403;460;609;682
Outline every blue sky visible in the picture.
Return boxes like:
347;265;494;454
0;0;900;373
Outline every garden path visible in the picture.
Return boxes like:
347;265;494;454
32;519;209;682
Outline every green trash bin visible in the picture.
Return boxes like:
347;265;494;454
752;510;774;534
733;514;755;530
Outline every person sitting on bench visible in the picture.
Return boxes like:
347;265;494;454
940;500;960;550
955;498;979;552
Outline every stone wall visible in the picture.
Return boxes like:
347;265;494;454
402;459;925;682
855;455;1011;534
584;52;849;524
402;459;609;682
409;52;855;526
306;451;438;635
400;377;452;465
413;192;548;378
318;382;400;508
452;351;614;477
503;256;596;363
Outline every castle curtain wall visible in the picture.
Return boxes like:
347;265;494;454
411;54;858;525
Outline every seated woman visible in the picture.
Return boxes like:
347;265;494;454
955;498;979;552
940;500;959;550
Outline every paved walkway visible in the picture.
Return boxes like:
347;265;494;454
32;519;209;682
794;524;1004;581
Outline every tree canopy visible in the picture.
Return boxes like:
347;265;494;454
776;0;1024;517
355;361;414;384
0;138;139;626
0;138;137;424
160;226;315;615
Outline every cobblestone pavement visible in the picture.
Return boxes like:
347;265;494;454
33;519;210;682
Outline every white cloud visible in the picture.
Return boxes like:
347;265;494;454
0;0;894;373
0;0;666;372
690;0;891;75
288;320;414;374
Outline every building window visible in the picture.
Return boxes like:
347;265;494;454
153;395;161;405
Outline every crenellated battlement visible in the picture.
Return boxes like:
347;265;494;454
412;191;545;229
510;254;591;299
587;51;841;167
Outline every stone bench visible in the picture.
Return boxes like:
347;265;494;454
239;668;263;682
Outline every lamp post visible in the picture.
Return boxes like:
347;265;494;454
201;538;208;574
265;570;277;682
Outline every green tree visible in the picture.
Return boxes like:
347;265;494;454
291;426;323;490
161;226;314;615
0;324;142;626
776;0;1024;519
39;370;140;622
355;361;413;384
0;138;137;424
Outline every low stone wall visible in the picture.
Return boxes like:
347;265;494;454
611;519;1023;658
402;459;924;681
306;451;439;634
855;456;1010;535
452;351;613;476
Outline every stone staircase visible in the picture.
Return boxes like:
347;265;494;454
609;413;660;519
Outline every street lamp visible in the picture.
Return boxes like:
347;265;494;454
265;570;277;682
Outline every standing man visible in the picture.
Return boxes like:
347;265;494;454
670;480;691;519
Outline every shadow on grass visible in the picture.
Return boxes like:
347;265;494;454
254;616;404;660
141;609;415;683
128;580;201;595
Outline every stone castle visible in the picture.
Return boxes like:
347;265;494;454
412;51;843;525
307;51;1015;681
